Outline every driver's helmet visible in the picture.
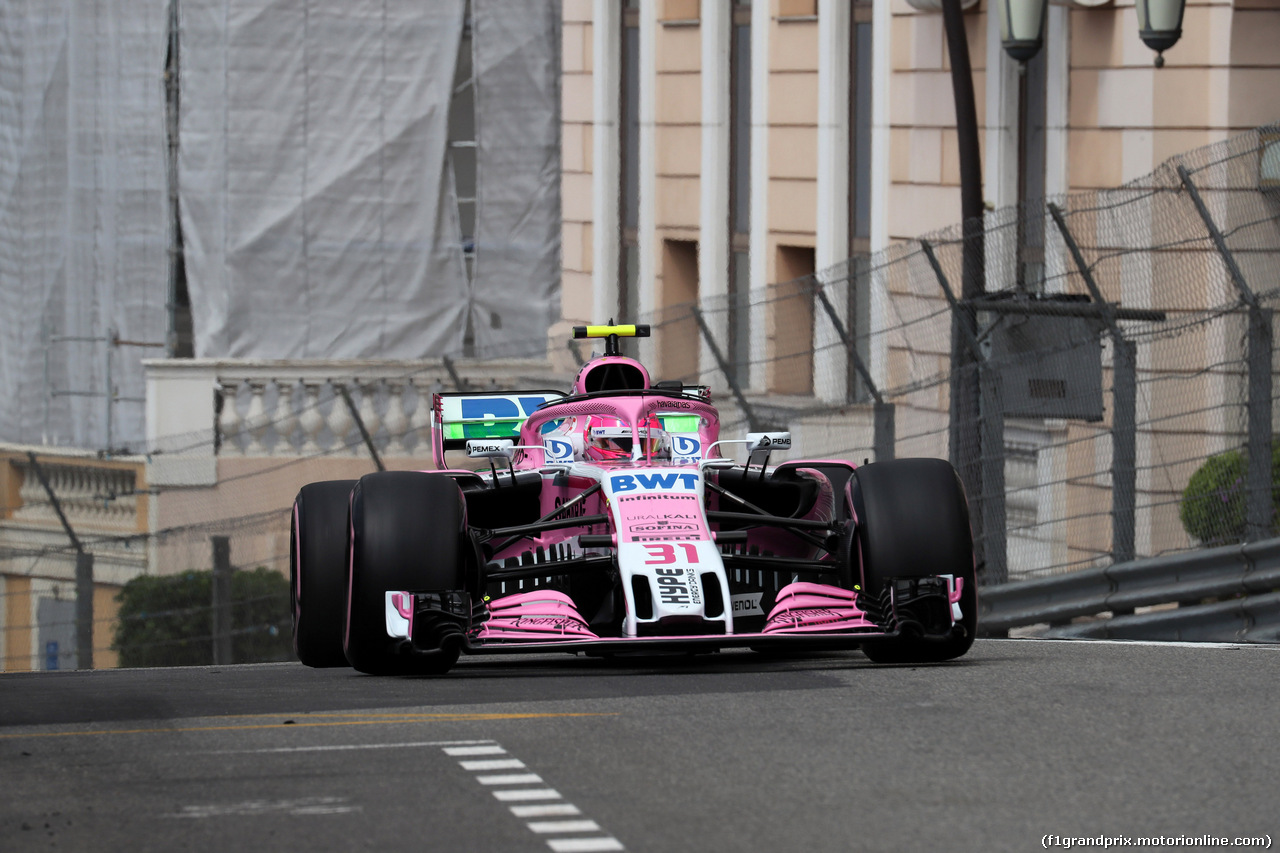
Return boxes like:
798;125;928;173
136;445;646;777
584;415;666;462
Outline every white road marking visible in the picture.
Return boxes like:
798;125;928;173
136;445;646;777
168;797;359;818
460;758;526;771
492;789;563;802
510;804;582;818
291;805;358;815
477;773;544;785
546;839;625;853
528;820;602;834
444;744;508;756
210;739;495;755
446;743;625;850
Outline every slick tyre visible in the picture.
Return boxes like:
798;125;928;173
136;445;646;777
849;457;977;664
291;480;357;668
345;471;467;676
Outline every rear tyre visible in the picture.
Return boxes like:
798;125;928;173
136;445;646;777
291;480;357;667
345;471;468;675
848;458;977;664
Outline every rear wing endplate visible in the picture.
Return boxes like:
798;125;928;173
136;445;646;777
432;390;565;469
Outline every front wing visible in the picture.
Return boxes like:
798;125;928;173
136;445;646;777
384;576;967;656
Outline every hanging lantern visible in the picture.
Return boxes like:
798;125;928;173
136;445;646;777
996;0;1049;63
1135;0;1186;67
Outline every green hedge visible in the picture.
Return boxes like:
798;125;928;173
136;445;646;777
1180;443;1280;545
113;567;294;667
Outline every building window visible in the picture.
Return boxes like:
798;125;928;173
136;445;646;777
728;0;751;385
661;239;700;381
773;246;815;395
619;0;641;333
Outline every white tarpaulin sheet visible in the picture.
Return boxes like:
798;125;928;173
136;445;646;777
0;1;171;450
470;0;561;356
0;0;560;449
178;0;469;359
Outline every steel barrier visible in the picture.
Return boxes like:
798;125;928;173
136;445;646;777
978;537;1280;642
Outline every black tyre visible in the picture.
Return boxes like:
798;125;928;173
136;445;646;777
291;480;357;668
345;471;467;675
848;458;977;663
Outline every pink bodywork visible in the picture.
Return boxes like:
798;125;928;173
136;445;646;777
475;590;599;640
762;582;878;633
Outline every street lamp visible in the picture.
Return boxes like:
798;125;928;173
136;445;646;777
995;0;1048;64
1136;0;1187;67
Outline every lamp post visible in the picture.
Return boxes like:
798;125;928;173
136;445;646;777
939;0;987;575
1135;0;1187;67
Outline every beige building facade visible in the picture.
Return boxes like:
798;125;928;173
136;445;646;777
561;0;1280;380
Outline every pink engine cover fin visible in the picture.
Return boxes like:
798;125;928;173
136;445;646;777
762;582;879;634
474;591;599;641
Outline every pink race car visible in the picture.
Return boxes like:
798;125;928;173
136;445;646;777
290;324;977;675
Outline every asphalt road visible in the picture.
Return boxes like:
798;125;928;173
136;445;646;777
1;640;1277;852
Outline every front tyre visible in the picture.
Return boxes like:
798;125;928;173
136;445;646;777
291;480;357;667
849;458;977;663
345;471;468;675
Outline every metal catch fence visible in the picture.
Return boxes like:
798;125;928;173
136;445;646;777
640;125;1280;586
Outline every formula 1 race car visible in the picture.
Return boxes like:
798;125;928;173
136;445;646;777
290;324;977;675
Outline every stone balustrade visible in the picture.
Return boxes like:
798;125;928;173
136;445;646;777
143;358;575;484
1;448;144;534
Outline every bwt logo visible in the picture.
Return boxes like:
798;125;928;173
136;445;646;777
671;435;701;457
459;396;558;434
544;439;574;461
611;473;699;492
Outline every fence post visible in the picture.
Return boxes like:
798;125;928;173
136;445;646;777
1112;338;1137;564
1047;203;1138;564
1178;165;1273;542
810;279;896;461
211;535;233;665
979;364;1007;583
1246;307;1274;541
338;385;386;471
75;551;94;670
873;402;895;463
921;241;993;577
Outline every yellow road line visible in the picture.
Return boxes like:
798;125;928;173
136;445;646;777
0;712;618;741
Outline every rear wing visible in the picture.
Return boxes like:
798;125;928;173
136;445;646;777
431;390;565;469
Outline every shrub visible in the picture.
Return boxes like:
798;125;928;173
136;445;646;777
1180;443;1280;545
113;567;294;667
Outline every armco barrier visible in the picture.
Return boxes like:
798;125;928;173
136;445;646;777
978;538;1280;641
1040;591;1280;642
